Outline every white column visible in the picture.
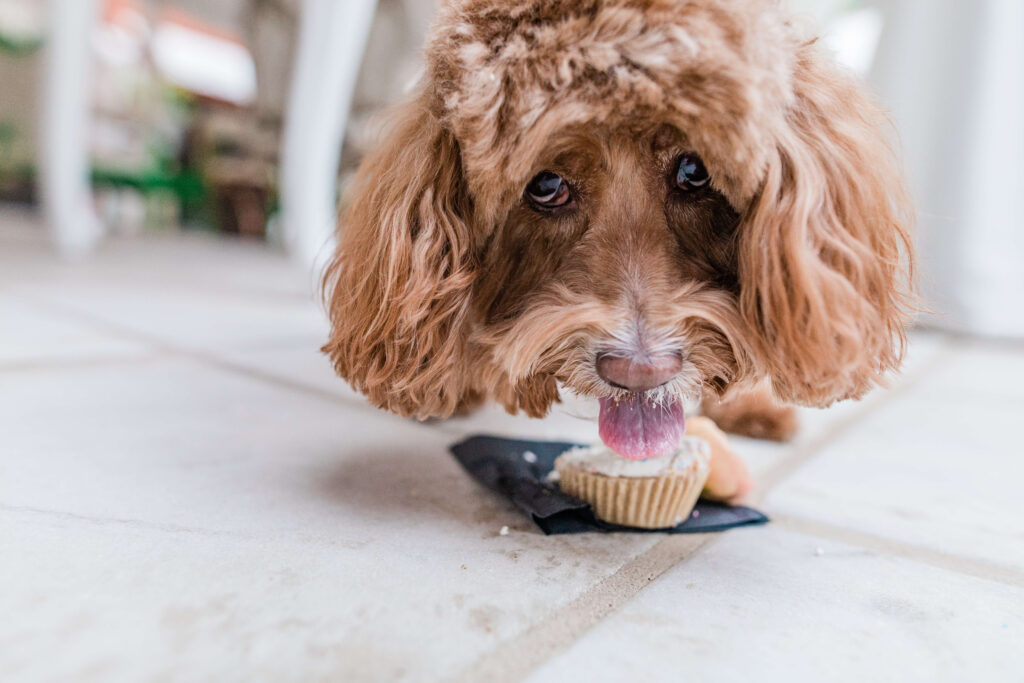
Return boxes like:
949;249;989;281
871;0;1024;338
957;1;1024;338
40;0;102;257
279;0;377;273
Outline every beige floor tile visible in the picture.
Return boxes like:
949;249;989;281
0;295;150;366
526;526;1023;683
710;332;954;485
765;340;1024;570
1;358;659;681
12;279;327;353
3;210;326;353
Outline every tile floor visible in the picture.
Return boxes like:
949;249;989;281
2;207;1021;682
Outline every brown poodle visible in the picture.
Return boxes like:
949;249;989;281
322;0;914;479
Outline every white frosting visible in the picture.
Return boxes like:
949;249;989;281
555;436;710;478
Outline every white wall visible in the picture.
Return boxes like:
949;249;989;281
870;0;1024;338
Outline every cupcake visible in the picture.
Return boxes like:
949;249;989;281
554;437;711;529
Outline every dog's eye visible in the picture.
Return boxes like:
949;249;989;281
675;154;710;191
525;171;571;209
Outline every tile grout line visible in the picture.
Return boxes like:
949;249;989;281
12;293;214;355
15;292;328;359
444;534;713;683
0;504;374;552
10;290;579;441
769;512;1024;588
448;336;963;683
0;504;254;541
921;325;1024;353
752;339;965;497
0;352;170;374
3;253;320;307
14;291;511;447
11;292;374;406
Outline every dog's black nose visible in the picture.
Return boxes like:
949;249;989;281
596;353;681;393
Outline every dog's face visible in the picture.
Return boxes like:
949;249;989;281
473;125;747;455
323;0;915;457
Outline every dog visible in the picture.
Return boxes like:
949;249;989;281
322;0;914;468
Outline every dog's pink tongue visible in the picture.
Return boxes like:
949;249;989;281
598;395;685;460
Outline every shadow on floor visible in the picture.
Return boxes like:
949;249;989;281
310;443;529;534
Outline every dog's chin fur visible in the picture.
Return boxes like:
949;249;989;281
321;0;916;422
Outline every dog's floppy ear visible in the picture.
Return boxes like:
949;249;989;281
322;94;477;418
738;43;915;406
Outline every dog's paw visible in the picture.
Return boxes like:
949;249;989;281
686;416;753;504
701;389;798;442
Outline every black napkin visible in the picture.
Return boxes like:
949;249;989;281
451;435;768;535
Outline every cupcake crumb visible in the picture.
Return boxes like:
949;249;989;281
522;450;538;464
691;509;700;519
499;525;510;536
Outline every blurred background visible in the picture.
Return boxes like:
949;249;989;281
1;0;1021;332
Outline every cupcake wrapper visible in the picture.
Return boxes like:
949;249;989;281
557;461;710;529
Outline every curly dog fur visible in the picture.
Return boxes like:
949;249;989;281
322;0;915;435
